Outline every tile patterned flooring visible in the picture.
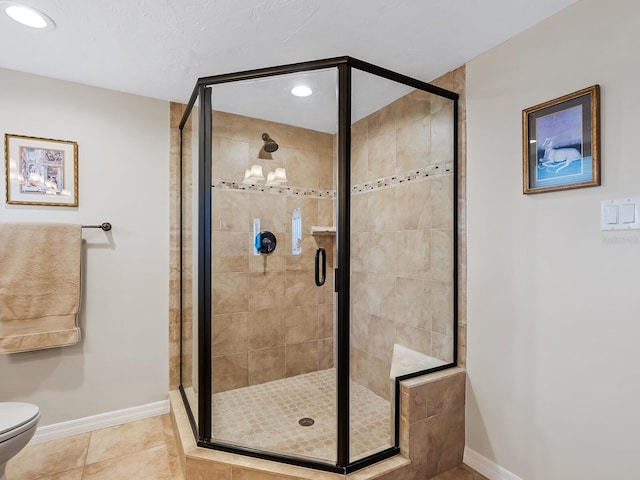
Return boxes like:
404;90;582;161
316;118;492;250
6;415;182;480
212;368;391;462
6;413;487;480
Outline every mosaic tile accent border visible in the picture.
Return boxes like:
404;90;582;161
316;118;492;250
211;161;453;199
211;179;335;199
351;161;454;195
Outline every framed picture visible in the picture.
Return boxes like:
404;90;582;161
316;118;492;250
5;134;78;206
522;85;600;194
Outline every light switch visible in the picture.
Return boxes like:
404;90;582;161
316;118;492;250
602;198;640;230
621;204;636;224
606;205;619;224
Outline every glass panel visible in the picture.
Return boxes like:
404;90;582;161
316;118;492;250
180;93;200;422
349;69;456;461
207;68;338;464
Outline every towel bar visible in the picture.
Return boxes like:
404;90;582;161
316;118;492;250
81;222;112;231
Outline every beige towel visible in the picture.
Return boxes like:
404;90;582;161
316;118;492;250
0;223;81;353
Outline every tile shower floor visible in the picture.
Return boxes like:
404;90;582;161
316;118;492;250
211;368;392;462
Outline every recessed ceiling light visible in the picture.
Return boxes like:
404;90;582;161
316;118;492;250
291;86;312;97
1;1;55;30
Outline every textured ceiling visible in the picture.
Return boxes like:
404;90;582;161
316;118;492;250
0;0;577;129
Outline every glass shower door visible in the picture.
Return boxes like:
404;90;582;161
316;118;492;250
348;68;456;462
207;68;339;464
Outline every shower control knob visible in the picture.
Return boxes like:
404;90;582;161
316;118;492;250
255;231;277;255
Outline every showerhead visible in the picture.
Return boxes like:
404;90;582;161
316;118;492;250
261;133;279;153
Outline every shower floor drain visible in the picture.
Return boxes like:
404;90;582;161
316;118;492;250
298;417;315;427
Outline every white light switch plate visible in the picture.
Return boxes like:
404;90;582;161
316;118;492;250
601;198;640;230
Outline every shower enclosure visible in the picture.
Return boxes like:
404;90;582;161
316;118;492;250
178;57;458;474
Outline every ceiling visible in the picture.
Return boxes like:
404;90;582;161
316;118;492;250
0;0;577;131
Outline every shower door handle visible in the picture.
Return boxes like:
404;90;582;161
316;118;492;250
315;247;326;287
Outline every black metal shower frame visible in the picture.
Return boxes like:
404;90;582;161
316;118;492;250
178;56;459;475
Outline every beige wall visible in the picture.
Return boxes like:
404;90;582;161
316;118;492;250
466;0;640;478
0;68;170;425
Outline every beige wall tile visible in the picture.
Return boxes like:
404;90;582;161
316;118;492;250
367;187;396;232
249;193;287;234
248;308;284;350
368;232;396;275
395;277;431;329
212;353;248;393
351;347;391;400
426;371;466;418
212;190;250;232
319;338;334;370
248;271;285;311
212;312;248;356
396;229;431;280
286;196;318;232
400;383;428;424
318;152;335;190
212;231;250;273
367;314;395;361
431;284;454;336
431;229;453;283
318;303;334;339
232;466;300;480
285;305;319;344
368;101;397;140
350;194;368;232
351;117;368;147
425;408;465;478
285;234;317;271
212;136;250;182
284;270;319;307
430;176;454;229
282;148;319;189
212;272;249;314
248;247;286;273
286;341;319;376
432;333;454;363
186;457;232;480
430;105;455;165
395;324;432;357
368;131;397;180
366;274;396;319
249;346;285;385
396;117;431;173
317;198;335;228
350;305;370;353
50;468;84;480
351;142;368;185
395;181;432;231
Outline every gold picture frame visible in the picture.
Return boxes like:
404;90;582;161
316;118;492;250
522;85;600;194
5;133;78;206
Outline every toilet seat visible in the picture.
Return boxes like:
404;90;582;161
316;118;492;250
0;403;39;443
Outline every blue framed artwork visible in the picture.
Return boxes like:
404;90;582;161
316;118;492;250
523;85;600;194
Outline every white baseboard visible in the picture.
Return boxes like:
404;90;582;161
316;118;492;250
464;447;523;480
31;400;170;444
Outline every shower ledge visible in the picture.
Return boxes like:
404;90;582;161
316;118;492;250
311;226;336;236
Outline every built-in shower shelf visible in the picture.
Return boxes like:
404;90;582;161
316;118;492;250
311;226;336;236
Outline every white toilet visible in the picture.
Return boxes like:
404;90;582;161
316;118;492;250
0;403;40;480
